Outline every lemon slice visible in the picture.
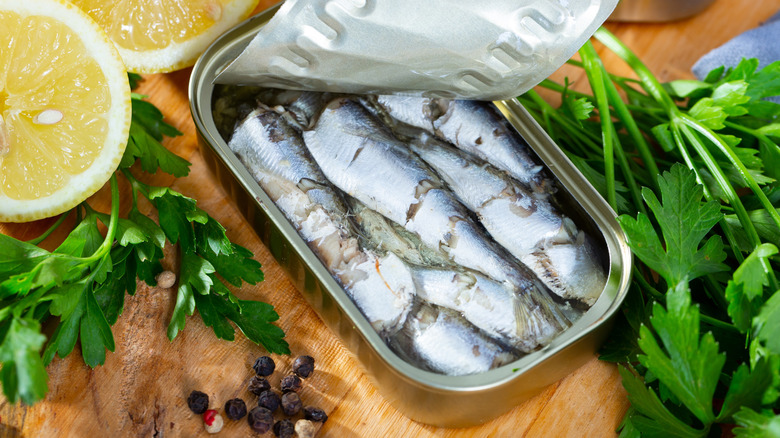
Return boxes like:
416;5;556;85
0;0;131;223
72;0;260;73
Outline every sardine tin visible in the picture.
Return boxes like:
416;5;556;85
190;6;631;427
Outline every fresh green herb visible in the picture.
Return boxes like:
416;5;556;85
521;27;780;435
0;75;288;405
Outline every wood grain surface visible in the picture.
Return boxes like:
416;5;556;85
1;0;777;436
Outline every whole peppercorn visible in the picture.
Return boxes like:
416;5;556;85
280;374;302;393
155;270;176;289
252;356;275;376
273;419;295;438
257;389;281;412
292;355;315;378
224;398;247;420
203;410;223;434
247;406;274;434
248;376;271;396
303;406;328;423
295;419;317;438
186;390;209;414
281;391;302;416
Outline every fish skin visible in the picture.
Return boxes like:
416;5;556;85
373;95;550;195
410;267;560;352
228;106;415;336
261;89;333;130
389;302;516;376
409;132;606;306
303;97;539;291
350;194;569;352
349;198;452;269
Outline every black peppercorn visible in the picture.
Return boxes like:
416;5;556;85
257;389;281;412
273;419;295;438
248;406;274;434
281;391;302;416
224;398;247;420
186;390;209;414
248;376;271;396
303;406;328;423
292;355;315;378
280;374;302;393
252;356;275;376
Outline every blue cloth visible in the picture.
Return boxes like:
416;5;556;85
692;11;780;81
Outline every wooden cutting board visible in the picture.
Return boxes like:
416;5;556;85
1;0;777;436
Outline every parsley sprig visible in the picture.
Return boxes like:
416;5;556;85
520;28;780;435
0;73;288;405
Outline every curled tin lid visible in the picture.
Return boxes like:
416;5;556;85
214;0;618;100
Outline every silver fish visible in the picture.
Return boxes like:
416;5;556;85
228;106;415;335
350;197;569;352
349;197;452;269
389;302;516;376
227;105;344;213
372;95;549;195
409;132;606;306
303;97;540;290
261;89;334;130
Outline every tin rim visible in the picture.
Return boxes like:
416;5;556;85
189;6;632;393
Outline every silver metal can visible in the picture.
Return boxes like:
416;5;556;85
190;5;631;428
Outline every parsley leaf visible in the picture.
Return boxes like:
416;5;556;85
0;318;48;405
214;298;289;355
637;282;725;426
717;358;774;422
618;365;705;437
616;164;728;289
726;244;778;332
689;98;728;130
148;186;204;252
120;96;189;177
733;407;780;437
79;287;116;367
754;290;780;357
167;252;212;340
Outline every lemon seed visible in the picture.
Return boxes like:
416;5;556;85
33;109;64;125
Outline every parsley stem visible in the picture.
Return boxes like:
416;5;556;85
633;266;664;301
677;124;752;262
593;28;677;110
121;168;150;200
26;209;70;245
602;67;661;192
582;42;648;216
522;90;603;155
580;41;617;211
700;314;739;333
680;113;780;238
82;175;120;264
702;275;729;311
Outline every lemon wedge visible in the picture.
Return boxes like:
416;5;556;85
72;0;260;73
0;0;131;223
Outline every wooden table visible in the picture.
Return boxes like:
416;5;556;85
1;0;777;435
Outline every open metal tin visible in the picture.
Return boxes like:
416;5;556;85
190;5;632;427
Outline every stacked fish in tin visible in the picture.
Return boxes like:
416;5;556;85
215;87;607;376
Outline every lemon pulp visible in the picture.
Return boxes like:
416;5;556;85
72;0;260;73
